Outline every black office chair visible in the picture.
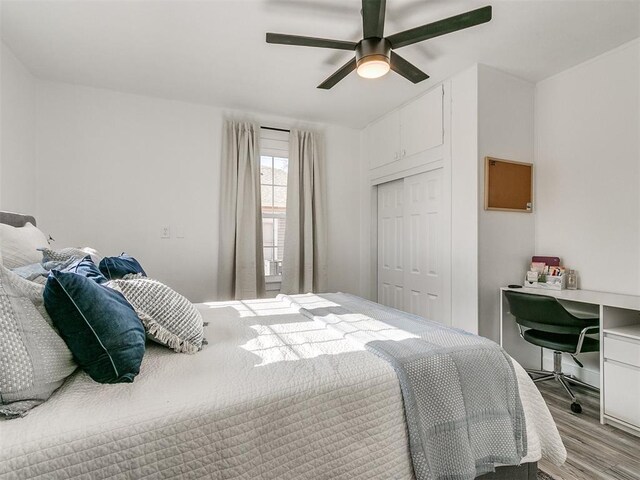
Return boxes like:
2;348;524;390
504;291;599;413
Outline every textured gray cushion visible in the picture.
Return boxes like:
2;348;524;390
0;222;49;269
39;246;102;265
0;265;77;417
11;263;48;281
108;277;204;354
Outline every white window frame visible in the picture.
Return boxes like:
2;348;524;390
260;128;289;285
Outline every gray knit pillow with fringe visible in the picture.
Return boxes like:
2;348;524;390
107;277;204;354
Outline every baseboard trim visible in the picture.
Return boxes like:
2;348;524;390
603;415;640;437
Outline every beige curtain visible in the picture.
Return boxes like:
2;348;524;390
217;120;265;300
281;129;327;294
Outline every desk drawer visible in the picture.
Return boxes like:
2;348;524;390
604;360;640;427
604;334;640;368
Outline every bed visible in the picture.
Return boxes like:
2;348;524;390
0;212;565;480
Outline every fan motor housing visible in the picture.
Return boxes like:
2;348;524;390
356;37;392;67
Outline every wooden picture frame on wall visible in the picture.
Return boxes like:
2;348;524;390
484;157;533;212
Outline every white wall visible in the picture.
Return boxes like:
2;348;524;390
450;66;480;334
449;65;535;341
35;81;221;302
34;81;361;302
535;39;640;296
324;124;362;296
477;65;535;342
0;42;36;213
357;130;376;301
535;38;640;385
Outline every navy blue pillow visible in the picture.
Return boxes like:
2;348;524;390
60;255;108;284
99;253;146;280
44;270;146;384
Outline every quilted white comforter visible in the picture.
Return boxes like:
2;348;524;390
0;296;565;479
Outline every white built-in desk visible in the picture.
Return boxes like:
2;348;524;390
500;287;640;436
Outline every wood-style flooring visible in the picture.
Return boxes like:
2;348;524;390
537;380;640;480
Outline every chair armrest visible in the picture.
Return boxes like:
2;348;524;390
575;325;599;354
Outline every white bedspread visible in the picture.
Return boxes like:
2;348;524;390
0;296;565;479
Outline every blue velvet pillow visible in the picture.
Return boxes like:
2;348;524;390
60;255;108;285
44;270;146;384
99;253;146;280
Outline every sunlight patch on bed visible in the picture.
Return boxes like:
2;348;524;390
202;299;294;317
315;312;421;342
240;321;364;366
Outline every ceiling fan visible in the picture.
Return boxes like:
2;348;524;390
266;0;492;89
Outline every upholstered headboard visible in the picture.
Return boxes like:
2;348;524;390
0;211;37;227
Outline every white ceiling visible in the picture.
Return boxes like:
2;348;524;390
1;0;639;128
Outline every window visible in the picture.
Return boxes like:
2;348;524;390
260;128;289;279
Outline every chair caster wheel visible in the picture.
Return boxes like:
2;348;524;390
571;402;582;414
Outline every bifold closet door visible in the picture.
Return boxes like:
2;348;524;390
377;169;444;322
378;178;405;310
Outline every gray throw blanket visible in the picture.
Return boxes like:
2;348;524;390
282;293;527;480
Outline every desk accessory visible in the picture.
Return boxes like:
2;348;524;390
532;256;560;266
524;257;566;290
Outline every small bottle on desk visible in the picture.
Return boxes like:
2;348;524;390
566;270;578;290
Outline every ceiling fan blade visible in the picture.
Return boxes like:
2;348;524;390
317;57;357;89
390;51;429;83
386;5;492;49
362;0;386;38
266;33;357;51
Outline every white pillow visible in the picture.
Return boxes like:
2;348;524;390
0;222;49;269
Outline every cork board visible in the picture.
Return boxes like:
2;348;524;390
484;157;533;212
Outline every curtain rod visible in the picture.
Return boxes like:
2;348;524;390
260;126;290;133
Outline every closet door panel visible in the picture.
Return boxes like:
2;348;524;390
424;169;443;321
403;169;444;322
378;169;444;323
405;177;425;317
377;178;405;310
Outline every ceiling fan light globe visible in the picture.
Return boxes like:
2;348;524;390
356;56;390;79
